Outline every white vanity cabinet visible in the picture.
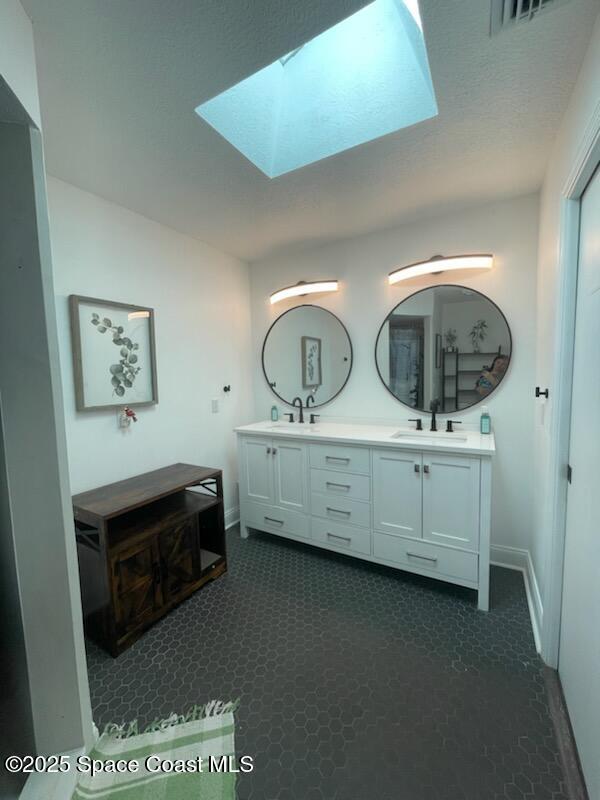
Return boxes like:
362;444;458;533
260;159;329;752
421;453;481;551
236;423;493;610
372;449;483;594
372;449;422;538
238;436;309;540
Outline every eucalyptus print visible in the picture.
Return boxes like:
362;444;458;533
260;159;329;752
91;312;141;397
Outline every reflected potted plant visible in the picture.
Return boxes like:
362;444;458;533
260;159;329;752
444;328;457;352
469;319;488;353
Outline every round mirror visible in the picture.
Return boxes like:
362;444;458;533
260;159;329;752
375;285;511;413
262;305;353;407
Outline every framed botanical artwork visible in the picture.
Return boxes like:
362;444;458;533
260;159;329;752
301;335;322;389
69;295;158;412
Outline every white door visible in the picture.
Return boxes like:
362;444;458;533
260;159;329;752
239;437;274;504
559;166;600;800
422;454;480;551
372;449;422;537
273;440;308;512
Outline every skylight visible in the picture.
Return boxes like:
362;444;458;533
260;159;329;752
195;0;437;178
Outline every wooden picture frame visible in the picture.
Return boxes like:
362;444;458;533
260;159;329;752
69;295;158;412
301;335;322;389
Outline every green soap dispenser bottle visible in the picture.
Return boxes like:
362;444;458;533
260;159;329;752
480;406;491;435
271;405;279;422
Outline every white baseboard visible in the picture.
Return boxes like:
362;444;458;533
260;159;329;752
224;506;240;530
20;747;85;800
491;545;543;653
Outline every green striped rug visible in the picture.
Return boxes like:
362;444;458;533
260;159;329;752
72;701;237;800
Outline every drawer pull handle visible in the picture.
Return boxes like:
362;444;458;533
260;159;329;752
327;532;352;544
326;481;351;491
264;516;284;526
326;507;351;517
406;551;437;564
326;456;350;464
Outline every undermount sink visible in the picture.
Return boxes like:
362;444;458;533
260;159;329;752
391;431;468;443
267;424;321;433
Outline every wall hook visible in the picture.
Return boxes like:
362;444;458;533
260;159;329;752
535;387;549;399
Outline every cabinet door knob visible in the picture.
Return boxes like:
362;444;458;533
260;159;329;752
266;447;272;454
414;464;420;473
423;465;430;474
272;448;277;455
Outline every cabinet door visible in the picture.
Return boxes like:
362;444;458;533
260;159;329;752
110;538;161;635
273;439;308;512
239;436;274;504
422;454;480;550
159;517;201;603
373;449;422;537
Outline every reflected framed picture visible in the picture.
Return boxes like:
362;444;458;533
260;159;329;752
435;333;442;369
301;335;322;389
69;295;158;412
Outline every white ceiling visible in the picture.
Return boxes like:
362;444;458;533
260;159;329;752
22;0;599;262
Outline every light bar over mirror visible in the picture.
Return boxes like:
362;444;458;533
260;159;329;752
270;280;339;305
388;254;494;285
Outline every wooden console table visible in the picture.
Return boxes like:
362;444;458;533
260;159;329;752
73;463;226;656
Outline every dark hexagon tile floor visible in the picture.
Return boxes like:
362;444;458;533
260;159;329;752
86;527;567;800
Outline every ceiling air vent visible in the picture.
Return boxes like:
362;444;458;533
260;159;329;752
490;0;571;35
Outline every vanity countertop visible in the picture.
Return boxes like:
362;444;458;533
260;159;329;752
235;420;496;457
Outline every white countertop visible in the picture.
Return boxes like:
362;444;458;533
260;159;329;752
235;420;496;457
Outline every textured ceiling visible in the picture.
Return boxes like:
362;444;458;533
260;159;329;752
22;0;599;261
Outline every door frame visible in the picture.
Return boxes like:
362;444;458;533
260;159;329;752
541;103;600;667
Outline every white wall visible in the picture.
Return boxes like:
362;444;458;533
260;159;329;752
250;194;539;554
441;299;511;356
0;0;41;127
533;15;600;630
48;178;253;521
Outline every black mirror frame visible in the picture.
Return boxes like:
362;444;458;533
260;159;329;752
374;284;513;414
262;304;354;409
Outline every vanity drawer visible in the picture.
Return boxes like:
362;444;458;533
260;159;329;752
310;469;371;501
311;518;371;556
309;444;370;475
373;533;478;584
244;502;310;541
310;492;371;529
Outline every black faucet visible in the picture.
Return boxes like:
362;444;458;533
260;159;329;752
292;397;304;423
429;399;440;432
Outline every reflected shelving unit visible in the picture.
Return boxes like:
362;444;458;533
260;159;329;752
442;348;503;412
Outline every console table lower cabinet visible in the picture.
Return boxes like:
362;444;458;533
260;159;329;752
73;464;226;656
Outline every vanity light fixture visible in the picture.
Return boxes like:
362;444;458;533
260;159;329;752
269;280;338;305
388;254;494;285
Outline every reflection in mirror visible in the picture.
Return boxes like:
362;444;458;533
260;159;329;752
262;305;353;407
375;285;511;413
